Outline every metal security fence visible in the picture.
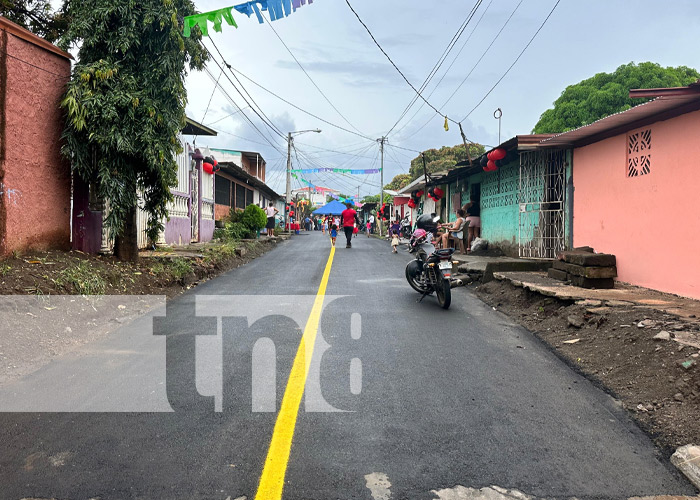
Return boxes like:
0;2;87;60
519;149;567;259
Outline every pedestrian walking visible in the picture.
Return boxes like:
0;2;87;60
330;224;338;247
341;202;360;248
366;220;371;237
391;230;400;253
369;213;375;234
322;217;328;234
264;202;279;239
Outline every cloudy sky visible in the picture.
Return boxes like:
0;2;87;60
183;0;700;196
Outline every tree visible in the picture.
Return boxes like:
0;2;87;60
384;173;411;191
60;0;207;260
0;0;70;43
533;62;700;134
409;143;484;180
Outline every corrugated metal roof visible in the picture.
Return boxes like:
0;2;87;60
540;94;700;147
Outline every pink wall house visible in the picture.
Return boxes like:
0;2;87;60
542;86;700;299
0;17;72;255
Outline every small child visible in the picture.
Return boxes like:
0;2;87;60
391;230;400;253
330;224;338;247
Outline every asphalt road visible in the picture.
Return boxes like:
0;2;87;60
0;232;695;499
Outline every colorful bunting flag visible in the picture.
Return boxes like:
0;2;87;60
184;0;315;37
183;6;237;37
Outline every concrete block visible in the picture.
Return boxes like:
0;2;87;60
569;275;615;289
671;444;700;490
553;261;617;278
482;260;552;283
547;268;568;281
562;251;616;267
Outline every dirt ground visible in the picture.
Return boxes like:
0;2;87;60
475;279;700;457
0;239;278;385
0;239;276;297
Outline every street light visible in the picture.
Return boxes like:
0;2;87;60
286;129;321;231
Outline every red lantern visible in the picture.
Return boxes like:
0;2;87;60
203;162;214;175
289;211;295;217
488;148;506;161
416;190;424;198
484;160;498;172
433;187;444;200
407;199;416;209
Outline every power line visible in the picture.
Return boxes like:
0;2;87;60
461;0;561;121
344;0;452;123
206;39;287;139
215;54;378;142
384;0;483;135
389;0;495;138
262;12;366;136
398;0;524;142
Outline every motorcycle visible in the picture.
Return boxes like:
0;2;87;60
404;214;457;309
399;215;413;239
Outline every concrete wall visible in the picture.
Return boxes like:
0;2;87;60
0;19;72;255
573;110;700;299
479;161;520;253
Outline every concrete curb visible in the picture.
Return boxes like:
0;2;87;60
671;444;700;490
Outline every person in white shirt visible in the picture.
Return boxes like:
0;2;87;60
264;202;279;238
369;214;375;234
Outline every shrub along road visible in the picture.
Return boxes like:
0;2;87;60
0;232;695;499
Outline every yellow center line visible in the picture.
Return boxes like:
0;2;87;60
255;245;336;500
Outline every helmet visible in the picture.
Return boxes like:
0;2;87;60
416;213;439;234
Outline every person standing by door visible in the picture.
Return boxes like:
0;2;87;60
368;213;375;234
341;203;359;248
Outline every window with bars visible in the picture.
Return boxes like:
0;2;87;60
215;177;231;206
627;128;651;177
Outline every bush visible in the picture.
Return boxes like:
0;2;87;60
225;221;250;240
170;258;193;280
228;207;245;224
242;204;267;232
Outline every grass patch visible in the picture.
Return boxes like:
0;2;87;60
53;261;107;295
150;262;166;275
0;263;11;276
169;258;194;280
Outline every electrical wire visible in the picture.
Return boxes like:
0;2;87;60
388;0;495;138
384;0;483;135
461;0;561;121
400;0;525;141
262;12;366;136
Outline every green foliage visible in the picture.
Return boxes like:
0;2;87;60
385;174;412;190
169;258;193;280
409;143;485;180
242;204;267;232
59;0;208;248
362;194;380;204
0;0;70;43
533;62;700;133
227;207;245;224
53;261;106;294
225;222;250;240
0;263;11;276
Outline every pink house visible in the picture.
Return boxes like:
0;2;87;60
542;82;700;299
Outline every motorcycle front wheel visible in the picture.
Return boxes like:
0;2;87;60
435;274;451;309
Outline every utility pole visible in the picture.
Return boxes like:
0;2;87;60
285;132;292;231
378;136;386;236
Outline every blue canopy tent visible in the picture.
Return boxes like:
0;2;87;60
312;200;351;215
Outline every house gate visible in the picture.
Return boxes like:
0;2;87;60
518;150;566;259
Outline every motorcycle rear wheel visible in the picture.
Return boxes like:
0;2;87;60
435;274;451;309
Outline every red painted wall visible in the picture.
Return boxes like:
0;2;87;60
0;19;72;255
573;109;700;299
